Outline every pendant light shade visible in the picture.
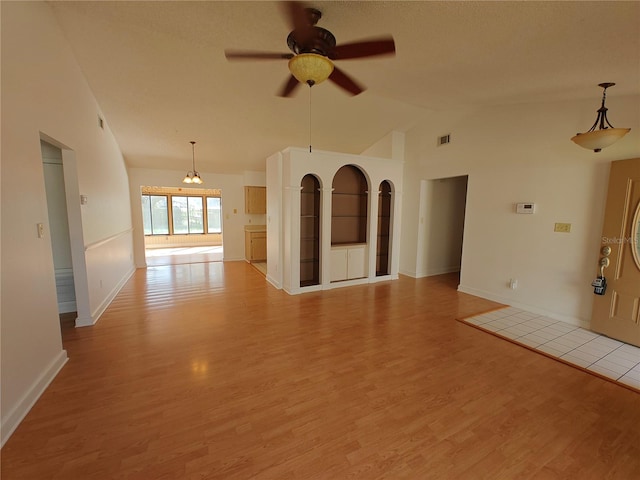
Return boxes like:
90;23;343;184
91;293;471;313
571;83;630;153
288;53;334;86
182;141;203;184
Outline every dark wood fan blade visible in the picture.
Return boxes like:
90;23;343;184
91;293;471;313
225;50;293;61
282;1;312;30
278;75;301;97
329;36;395;60
329;67;365;96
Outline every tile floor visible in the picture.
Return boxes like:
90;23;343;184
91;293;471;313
463;306;640;391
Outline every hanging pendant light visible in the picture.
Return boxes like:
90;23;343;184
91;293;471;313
571;83;631;153
182;141;203;184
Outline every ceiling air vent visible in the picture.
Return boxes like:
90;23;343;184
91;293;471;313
438;134;451;146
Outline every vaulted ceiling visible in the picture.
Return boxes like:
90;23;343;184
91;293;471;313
48;1;640;174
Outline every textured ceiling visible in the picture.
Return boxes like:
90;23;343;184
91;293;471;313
48;1;640;174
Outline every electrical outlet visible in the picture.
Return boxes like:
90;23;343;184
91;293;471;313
554;223;571;233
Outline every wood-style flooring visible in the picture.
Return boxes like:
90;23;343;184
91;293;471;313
2;262;639;479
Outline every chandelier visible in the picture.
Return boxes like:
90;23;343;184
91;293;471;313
182;141;203;184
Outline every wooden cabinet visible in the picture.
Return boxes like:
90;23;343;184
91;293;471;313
245;230;266;262
244;186;266;214
330;244;366;282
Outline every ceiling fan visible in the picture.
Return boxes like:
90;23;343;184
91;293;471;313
224;1;396;97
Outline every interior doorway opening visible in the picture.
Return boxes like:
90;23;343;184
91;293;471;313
141;185;224;266
417;175;469;282
41;140;76;315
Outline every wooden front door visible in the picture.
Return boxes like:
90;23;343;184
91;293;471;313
591;158;640;347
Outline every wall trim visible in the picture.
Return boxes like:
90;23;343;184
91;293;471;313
77;266;135;327
399;268;418;278
457;284;590;329
266;274;281;290
415;266;461;278
1;350;68;447
85;228;133;251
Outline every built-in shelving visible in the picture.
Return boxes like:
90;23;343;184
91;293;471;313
300;175;320;287
331;166;368;246
377;181;392;276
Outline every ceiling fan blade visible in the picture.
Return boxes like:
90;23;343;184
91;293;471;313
225;50;294;61
329;67;365;96
281;1;311;30
278;75;301;97
330;36;396;60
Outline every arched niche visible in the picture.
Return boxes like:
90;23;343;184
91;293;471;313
331;165;368;245
300;174;321;287
377;180;393;276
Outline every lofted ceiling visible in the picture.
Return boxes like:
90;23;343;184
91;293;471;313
48;1;640;174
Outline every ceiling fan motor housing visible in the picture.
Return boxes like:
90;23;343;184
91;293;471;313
287;27;336;56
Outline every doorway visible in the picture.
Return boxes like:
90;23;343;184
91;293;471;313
41;140;76;315
141;186;224;266
417;175;468;280
40;137;92;328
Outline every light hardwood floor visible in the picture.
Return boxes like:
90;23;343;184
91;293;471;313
2;262;639;479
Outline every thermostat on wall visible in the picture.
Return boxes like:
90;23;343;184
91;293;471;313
516;203;536;214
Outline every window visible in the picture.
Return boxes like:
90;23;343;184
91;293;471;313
141;190;222;236
172;196;204;234
141;195;169;235
207;197;222;233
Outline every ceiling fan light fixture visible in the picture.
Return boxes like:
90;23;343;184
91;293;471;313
571;83;631;152
288;53;334;86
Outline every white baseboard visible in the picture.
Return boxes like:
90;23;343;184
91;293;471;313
1;350;68;447
399;268;418;278
457;284;589;328
265;274;281;290
88;266;136;326
369;274;396;283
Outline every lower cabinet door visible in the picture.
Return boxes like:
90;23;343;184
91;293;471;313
347;246;366;279
330;248;348;282
330;245;366;281
251;233;267;261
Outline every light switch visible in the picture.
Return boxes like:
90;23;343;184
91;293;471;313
554;223;571;233
37;223;45;238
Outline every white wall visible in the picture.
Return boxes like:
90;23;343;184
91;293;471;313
399;97;640;326
1;1;134;446
128;167;249;266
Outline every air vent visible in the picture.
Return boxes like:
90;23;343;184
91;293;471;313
98;116;104;129
438;134;451;146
